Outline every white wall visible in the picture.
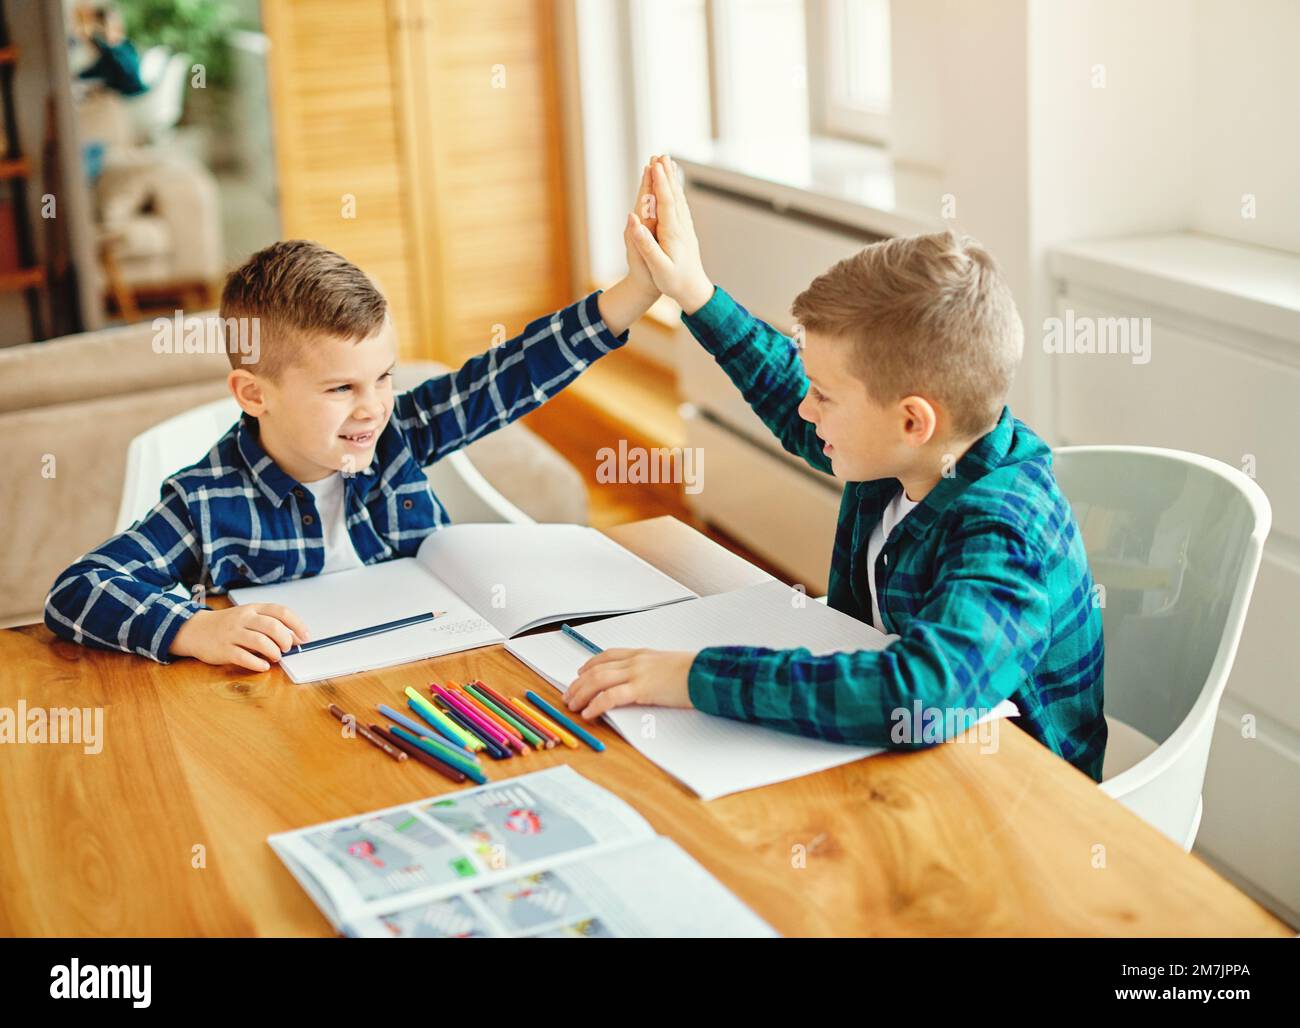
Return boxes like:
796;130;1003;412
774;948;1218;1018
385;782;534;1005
1190;0;1300;254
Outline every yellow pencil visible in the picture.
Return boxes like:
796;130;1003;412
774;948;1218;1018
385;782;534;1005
404;686;482;751
448;682;525;743
508;696;579;749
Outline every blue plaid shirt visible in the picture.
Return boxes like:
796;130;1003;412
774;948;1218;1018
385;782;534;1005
682;287;1107;781
45;292;626;663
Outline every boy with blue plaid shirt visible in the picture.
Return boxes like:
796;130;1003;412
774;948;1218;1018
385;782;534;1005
45;185;662;671
565;156;1106;781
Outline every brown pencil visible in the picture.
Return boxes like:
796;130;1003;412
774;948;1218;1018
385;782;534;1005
327;703;406;761
370;724;467;783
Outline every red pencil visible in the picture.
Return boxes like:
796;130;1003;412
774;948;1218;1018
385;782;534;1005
472;680;559;747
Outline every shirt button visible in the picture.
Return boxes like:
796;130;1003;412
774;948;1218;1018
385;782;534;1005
302;513;314;526
402;498;413;510
293;488;305;499
883;554;889;565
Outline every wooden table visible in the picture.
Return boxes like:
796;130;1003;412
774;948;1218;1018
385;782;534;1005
0;516;1289;937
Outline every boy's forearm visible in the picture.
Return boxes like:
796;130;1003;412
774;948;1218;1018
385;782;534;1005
682;285;830;473
595;275;660;336
396;291;632;465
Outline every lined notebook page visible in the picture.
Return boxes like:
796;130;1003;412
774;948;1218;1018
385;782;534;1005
506;579;1016;800
417;524;697;636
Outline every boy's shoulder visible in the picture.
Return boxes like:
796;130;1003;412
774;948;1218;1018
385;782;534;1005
945;414;1076;551
160;418;248;501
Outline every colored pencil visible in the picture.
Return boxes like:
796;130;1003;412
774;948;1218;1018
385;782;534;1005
389;725;487;784
464;682;546;750
510;696;579;749
291;610;447;654
404;687;483;752
473;681;559;747
432;698;512;760
327;703;406;761
379;702;476;759
524;690;606;752
432;684;521;753
447;682;525;745
370;724;466;783
560;622;603;655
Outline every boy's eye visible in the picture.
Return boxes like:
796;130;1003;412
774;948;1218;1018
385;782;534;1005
810;385;827;402
330;384;351;394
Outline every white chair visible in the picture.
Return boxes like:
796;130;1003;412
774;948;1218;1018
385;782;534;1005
1052;446;1271;851
116;396;532;533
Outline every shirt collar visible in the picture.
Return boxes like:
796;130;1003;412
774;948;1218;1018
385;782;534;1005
856;405;1016;542
235;414;302;507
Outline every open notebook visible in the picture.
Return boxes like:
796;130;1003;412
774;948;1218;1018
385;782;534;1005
229;524;697;683
506;579;1019;800
269;766;776;938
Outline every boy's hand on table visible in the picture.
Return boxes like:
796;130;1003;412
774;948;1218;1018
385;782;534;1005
631;155;715;315
564;648;698;719
170;603;310;673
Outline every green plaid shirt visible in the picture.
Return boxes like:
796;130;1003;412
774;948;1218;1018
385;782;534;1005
683;287;1107;781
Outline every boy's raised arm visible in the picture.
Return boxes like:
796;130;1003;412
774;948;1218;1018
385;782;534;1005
396;173;661;467
632;157;831;475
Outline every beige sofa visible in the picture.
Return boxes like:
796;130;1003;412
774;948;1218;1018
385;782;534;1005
0;319;588;626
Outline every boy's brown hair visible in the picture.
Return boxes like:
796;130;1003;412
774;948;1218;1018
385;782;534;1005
791;230;1023;439
220;240;387;378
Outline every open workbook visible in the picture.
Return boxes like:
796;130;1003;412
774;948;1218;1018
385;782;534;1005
229;524;697;683
506;579;1019;800
269;766;776;938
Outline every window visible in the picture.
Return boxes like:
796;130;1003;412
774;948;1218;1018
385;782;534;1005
810;0;891;144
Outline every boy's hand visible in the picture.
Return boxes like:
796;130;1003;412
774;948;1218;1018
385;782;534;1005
631;155;715;315
171;603;310;673
595;163;665;335
563;647;697;720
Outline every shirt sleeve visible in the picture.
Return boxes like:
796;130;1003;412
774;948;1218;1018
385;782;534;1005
686;517;1053;747
393;291;628;467
681;285;832;476
43;480;207;664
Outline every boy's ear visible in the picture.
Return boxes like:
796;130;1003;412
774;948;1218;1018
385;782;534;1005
898;395;938;447
228;368;269;417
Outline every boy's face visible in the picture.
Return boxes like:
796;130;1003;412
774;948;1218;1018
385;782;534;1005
796;330;917;483
237;319;398;484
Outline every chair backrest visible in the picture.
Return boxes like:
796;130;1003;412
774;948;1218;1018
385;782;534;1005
116;397;241;532
1052;446;1270;843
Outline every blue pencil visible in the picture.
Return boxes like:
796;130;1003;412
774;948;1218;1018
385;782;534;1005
560;622;603;656
525;689;606;752
379;703;475;759
289;610;446;654
404;698;482;759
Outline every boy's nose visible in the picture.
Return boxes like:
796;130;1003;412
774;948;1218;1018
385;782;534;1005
798;393;818;424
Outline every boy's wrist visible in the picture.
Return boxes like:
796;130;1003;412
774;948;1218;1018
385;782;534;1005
676;277;715;317
597;276;659;336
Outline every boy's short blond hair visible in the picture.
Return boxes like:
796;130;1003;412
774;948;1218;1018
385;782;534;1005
220;240;387;378
791;230;1023;439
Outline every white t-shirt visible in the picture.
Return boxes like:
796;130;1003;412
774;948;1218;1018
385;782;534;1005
865;487;920;631
303;473;364;575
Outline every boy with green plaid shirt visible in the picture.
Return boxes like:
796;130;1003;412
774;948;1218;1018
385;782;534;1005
565;156;1106;781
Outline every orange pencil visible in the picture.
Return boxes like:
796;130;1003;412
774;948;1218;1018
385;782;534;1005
506;695;578;749
447;682;525;743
